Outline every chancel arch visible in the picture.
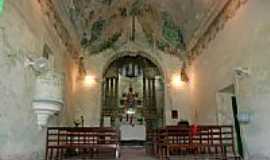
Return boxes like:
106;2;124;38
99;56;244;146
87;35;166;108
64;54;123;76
101;54;165;141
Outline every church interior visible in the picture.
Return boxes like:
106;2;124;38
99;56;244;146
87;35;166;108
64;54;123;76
1;0;270;160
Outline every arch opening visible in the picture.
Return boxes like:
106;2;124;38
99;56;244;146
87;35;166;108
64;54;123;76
101;55;165;143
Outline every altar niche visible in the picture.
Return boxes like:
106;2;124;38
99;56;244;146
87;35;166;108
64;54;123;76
101;55;165;141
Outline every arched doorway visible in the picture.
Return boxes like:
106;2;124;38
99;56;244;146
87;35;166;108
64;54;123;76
101;55;165;143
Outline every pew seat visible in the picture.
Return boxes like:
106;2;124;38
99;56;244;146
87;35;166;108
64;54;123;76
46;127;120;160
148;125;241;160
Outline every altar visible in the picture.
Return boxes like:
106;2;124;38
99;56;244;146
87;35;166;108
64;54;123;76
120;124;146;141
101;57;164;142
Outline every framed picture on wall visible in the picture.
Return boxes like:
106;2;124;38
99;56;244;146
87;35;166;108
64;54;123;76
171;110;178;119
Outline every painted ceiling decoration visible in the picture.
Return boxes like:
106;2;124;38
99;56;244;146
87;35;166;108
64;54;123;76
39;0;247;61
68;0;187;55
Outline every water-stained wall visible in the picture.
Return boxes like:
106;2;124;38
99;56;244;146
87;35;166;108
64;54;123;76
189;0;270;159
0;1;77;159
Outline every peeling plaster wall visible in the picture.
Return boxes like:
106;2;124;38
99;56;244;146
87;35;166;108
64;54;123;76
74;44;192;127
0;1;76;159
189;0;270;159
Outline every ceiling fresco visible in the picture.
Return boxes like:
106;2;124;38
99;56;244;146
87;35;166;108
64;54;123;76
41;0;246;58
64;0;218;55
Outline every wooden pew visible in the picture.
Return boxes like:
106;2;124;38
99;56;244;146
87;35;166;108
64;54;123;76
152;125;241;160
45;127;120;160
145;128;157;155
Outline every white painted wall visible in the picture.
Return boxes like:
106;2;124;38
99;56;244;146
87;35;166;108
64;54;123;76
188;0;270;159
74;43;193;127
0;1;77;159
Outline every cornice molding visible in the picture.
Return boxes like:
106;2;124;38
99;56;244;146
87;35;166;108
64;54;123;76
186;0;248;64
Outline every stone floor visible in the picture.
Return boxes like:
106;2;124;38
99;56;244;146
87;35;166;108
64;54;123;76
64;146;157;160
64;147;222;160
119;147;157;160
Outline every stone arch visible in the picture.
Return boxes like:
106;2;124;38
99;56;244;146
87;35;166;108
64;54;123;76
100;51;166;129
101;51;167;81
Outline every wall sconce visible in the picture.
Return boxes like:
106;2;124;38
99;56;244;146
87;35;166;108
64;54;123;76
171;74;184;87
84;74;96;87
171;62;189;87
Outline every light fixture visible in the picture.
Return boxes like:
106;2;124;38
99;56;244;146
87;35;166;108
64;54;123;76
84;74;96;87
171;62;189;87
171;73;185;87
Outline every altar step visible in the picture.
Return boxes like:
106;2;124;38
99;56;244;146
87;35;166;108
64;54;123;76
120;140;145;147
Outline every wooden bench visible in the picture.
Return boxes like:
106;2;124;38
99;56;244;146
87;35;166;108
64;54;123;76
46;127;120;160
151;125;241;160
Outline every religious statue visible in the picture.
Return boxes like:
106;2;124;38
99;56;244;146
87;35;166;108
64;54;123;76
73;115;84;127
120;86;142;126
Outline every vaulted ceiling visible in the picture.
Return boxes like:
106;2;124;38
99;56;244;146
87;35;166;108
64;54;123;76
65;0;219;55
40;0;246;58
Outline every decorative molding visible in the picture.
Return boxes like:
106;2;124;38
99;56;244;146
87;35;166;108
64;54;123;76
187;0;248;64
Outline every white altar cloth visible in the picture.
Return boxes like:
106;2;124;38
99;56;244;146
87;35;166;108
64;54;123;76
120;124;146;141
